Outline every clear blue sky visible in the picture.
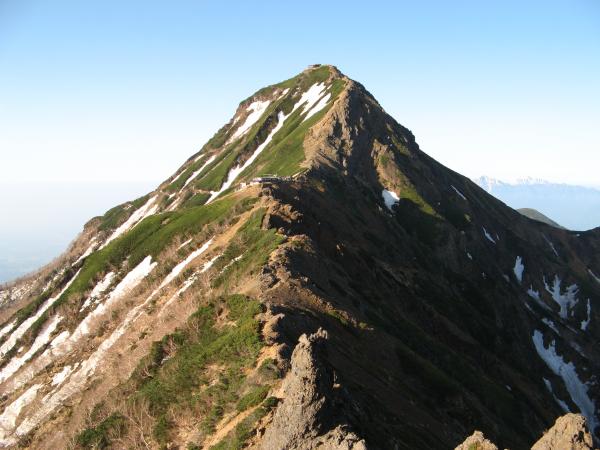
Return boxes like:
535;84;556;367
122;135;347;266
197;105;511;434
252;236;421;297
1;0;599;186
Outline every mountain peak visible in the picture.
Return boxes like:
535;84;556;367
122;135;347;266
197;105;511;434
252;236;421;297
2;67;600;449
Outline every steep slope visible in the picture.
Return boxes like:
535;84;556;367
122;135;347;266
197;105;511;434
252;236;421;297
518;208;564;229
0;65;599;450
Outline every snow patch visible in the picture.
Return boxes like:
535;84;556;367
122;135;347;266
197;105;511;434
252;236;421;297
482;227;496;244
0;383;42;442
589;269;600;285
544;275;579;319
382;189;399;211
75;238;98;263
528;287;541;301
543;234;559;257
513;256;524;283
101;196;158;248
0;269;80;358
466;252;473;260
303;92;331;121
207;110;288;204
11;257;158;441
0;321;16;341
451;185;467;200
227;100;271;144
71;256;156;342
79;271;115;312
543;378;570;412
292;83;327;116
177;238;193;250
532;330;597;433
51;365;73;386
183;155;217;189
157;239;213;291
542;318;559;334
581;299;591;331
0;315;62;383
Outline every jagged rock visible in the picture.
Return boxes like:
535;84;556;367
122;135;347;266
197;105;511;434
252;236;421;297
260;328;367;450
531;413;594;450
455;431;499;450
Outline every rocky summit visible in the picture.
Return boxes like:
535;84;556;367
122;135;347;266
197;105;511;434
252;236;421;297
0;65;599;449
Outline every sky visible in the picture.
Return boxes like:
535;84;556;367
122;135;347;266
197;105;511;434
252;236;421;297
0;0;599;281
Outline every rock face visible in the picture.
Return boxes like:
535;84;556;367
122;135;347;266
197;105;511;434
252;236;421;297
531;413;594;450
456;414;594;450
261;329;367;450
455;431;499;450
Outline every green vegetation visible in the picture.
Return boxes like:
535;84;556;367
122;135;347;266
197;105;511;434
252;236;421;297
212;209;285;289
182;192;210;208
76;413;125;449
241;79;345;179
130;294;263;446
98;194;150;231
194;148;239;191
25;196;257;342
236;384;270;412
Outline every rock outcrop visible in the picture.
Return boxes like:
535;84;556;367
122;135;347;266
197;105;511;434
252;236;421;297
260;328;367;450
531;413;594;450
456;413;595;450
455;431;499;450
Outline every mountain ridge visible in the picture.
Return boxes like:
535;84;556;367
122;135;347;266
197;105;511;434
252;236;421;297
0;65;599;449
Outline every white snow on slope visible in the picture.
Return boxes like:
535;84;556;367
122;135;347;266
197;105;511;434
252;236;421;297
101;196;158;248
542;318;559;334
482;227;496;244
304;92;331;121
528;287;540;300
589;269;600;285
2;256;157;396
79;271;115;312
4;257;158;443
451;185;467;200
581;299;591;331
0;315;62;383
0;383;42;441
513;256;524;283
162;254;221;311
177;238;193;250
157;239;213;291
382;189;399;211
0;321;16;341
51;365;73;386
466;252;473;260
183;155;217;189
71;256;157;342
544;275;579;319
75;238;98;264
292;83;327;115
532;330;597;434
543;234;559;257
0;269;80;358
227;100;271;144
543;378;570;412
207;110;288;204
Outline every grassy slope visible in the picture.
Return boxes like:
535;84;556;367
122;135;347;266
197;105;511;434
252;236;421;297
74;210;285;449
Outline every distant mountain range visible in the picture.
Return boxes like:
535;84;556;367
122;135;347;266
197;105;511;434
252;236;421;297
474;176;600;231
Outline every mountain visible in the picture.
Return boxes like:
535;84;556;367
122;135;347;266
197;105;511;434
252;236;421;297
0;65;599;449
517;208;564;229
474;176;600;231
